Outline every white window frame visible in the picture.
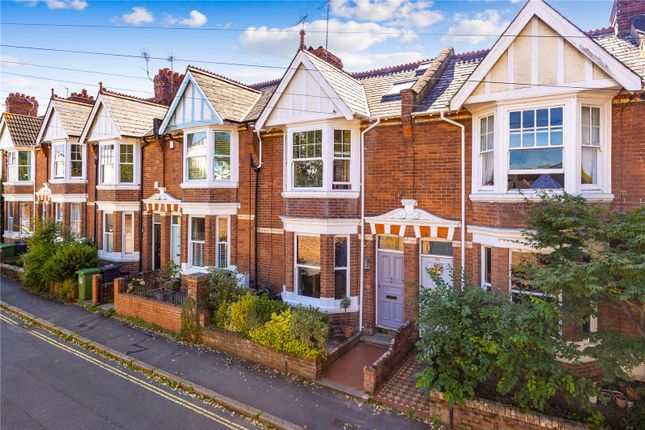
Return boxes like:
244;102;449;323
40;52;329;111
470;95;612;202
70;203;82;237
181;127;239;188
52;142;66;179
50;140;86;182
294;234;322;299
333;235;350;300
98;140;140;187
188;216;206;269
481;246;492;292
6;202;14;233
19;202;30;234
215;215;230;269
332;130;352;190
122;212;135;255
7;149;33;183
119;143;135;184
54;203;63;224
284;120;360;197
103;212;114;253
477;113;495;191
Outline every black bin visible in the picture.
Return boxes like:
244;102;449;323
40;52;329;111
100;264;121;284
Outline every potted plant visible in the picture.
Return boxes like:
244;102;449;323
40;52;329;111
340;295;352;338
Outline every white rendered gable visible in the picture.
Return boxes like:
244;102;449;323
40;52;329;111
44;109;68;141
88;103;120;141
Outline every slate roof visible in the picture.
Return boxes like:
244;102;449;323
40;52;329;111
100;91;167;137
593;32;645;82
356;63;421;117
51;98;94;137
302;50;370;118
1;112;43;147
245;80;279;122
188;66;261;123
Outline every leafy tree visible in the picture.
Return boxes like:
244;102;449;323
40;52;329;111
521;192;645;381
22;219;63;293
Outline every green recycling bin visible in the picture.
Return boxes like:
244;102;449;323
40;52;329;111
77;268;101;301
0;244;16;260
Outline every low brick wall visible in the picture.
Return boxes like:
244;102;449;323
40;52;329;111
0;263;24;283
202;328;322;380
113;277;183;333
363;320;418;394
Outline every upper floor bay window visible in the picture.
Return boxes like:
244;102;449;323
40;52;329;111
472;96;611;199
285;122;359;196
99;141;137;186
51;142;85;181
183;129;238;187
7;150;32;182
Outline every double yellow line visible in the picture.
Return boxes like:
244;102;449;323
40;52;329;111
0;312;251;430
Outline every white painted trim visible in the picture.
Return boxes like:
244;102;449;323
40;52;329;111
37;100;69;145
181;126;239;186
96;185;140;191
95;201;141;212
257;227;284;235
469;192;614;203
180;181;239;189
450;0;642;110
48;179;88;185
179;202;239;216
281;191;360;199
2;194;33;202
98;250;140;262
468;225;533;250
280;216;359;235
2;181;35;187
79;94;122;144
50;194;88;203
281;291;360;313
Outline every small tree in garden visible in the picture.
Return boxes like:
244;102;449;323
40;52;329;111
521;192;645;382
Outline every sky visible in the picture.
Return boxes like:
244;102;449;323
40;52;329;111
0;0;616;115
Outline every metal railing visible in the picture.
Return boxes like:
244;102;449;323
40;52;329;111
126;282;187;307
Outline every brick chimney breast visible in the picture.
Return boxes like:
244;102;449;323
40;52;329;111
308;46;344;70
67;88;95;104
5;93;39;116
153;68;184;106
611;0;645;34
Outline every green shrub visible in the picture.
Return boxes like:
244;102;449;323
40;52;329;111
288;306;329;352
22;220;63;293
207;268;245;316
213;299;231;328
55;278;77;303
42;241;98;284
247;294;288;332
156;261;180;291
249;309;323;359
227;293;256;333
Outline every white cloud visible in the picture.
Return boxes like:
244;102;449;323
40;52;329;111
441;10;509;45
163;9;208;28
330;0;443;28
46;0;87;10
122;6;154;25
240;18;416;61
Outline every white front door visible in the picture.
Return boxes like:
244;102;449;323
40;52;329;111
170;215;181;266
377;250;405;330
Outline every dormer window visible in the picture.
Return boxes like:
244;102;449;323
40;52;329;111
98;140;138;186
284;121;359;197
182;128;238;188
50;141;86;181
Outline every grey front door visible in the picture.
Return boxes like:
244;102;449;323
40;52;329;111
377;251;405;329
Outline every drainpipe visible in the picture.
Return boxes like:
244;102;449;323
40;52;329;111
138;140;145;273
359;117;381;331
93;145;98;246
439;111;466;286
251;129;263;288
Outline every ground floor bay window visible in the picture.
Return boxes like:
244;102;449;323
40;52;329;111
296;235;321;298
189;217;205;269
103;213;114;253
70;203;82;237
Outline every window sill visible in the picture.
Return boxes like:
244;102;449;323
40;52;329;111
96;184;140;191
469;191;614;203
98;251;140;262
281;190;359;199
281;291;360;313
49;179;87;184
181;264;209;275
3;231;32;239
3;181;34;187
180;181;238;189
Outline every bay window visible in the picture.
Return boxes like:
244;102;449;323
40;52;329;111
479;115;495;187
99;141;138;186
70;144;83;178
70;203;81;237
53;144;65;178
296;235;321;298
183;129;237;186
285;122;359;195
481;246;492;292
54;203;63;224
293;130;323;188
19;202;30;233
7;150;32;182
6;202;14;232
189;217;205;268
216;216;229;269
581;106;600;186
334;236;349;299
103;213;114;253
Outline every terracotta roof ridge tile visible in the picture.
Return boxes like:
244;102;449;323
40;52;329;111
586;26;614;36
249;78;281;89
3;111;44;121
453;49;490;60
187;65;260;93
99;89;167;107
351;59;430;79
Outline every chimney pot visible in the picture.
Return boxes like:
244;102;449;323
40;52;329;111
5;92;39;116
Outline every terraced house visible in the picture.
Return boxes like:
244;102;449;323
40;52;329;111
1;0;644;376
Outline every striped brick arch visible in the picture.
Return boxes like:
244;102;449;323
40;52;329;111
143;187;181;213
35;183;51;203
365;199;459;240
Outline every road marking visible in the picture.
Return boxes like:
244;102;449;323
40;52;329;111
2;313;251;430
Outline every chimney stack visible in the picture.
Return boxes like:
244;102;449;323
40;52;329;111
308;46;344;70
5;93;39;116
67;88;94;104
153;68;184;106
611;0;645;34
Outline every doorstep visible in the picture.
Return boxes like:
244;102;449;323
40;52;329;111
361;332;393;348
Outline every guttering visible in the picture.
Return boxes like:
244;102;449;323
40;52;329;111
439;110;466;286
359;117;381;331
